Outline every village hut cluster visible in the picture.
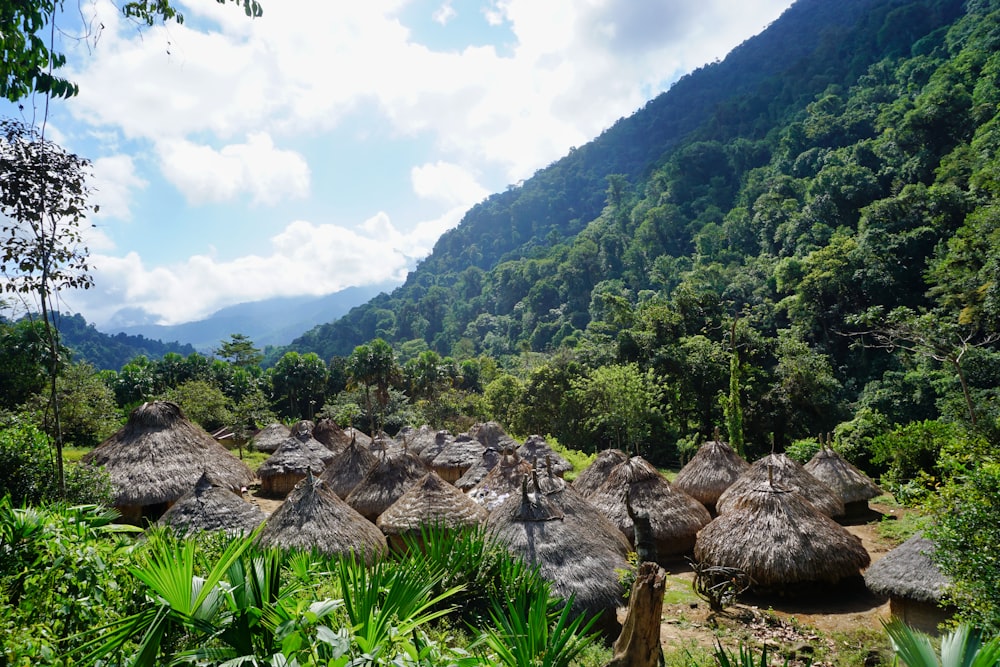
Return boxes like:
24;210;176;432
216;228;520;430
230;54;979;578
81;406;950;640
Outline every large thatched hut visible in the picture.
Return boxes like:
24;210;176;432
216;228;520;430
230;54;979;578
250;423;291;453
673;435;749;514
864;533;954;634
376;472;489;551
487;476;631;640
571;449;628;498
468;449;533;511
257;473;387;563
455;446;501;491
804;444;882;518
346;451;429;522
158;472;265;536
694;482;870;594
588;456;711;562
429;434;485;483
517;434;573;477
257;436;327;498
320;436;379;499
717;453;845;518
313;418;351;451
82;401;256;523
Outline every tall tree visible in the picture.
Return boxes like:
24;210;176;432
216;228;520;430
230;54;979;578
214;333;263;368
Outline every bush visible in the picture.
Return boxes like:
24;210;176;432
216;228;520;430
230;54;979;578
63;463;115;506
784;436;820;463
0;420;56;505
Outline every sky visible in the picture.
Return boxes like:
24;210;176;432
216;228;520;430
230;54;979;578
2;0;795;330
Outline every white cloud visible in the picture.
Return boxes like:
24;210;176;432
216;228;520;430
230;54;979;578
156;133;310;205
90;155;148;221
433;1;457;25
411;161;489;207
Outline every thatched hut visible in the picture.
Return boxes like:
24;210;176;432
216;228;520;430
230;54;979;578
344;427;373;448
804;444;882;518
694;482;870;594
468;449;534;511
673;435;749;514
398;425;444;455
250;423;291;453
287;421;337;464
376;472;489;551
346;451;429;522
320;435;379;499
864;533;954;634
82;401;256;523
717;453;845;518
313;418;351;451
588;456;711;562
429;434;485;483
257;473;387;563
487;476;630;640
158;472;265;536
517;434;573;477
572;449;628;498
257;436;326;498
455;446;501;491
468;421;519;451
417;431;454;466
369;433;405;459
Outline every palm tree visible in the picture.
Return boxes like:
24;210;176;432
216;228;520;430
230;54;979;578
883;618;1000;667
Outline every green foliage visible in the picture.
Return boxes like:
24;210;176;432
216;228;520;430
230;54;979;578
164;378;232;431
24;361;121;448
570;362;665;456
883;617;1000;666
0;419;55;505
785;436;821;464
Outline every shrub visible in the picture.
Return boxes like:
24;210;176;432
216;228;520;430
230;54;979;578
784;436;820;463
0;419;56;505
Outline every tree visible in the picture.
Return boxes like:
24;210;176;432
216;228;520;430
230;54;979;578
25;361;120;448
570;363;664;455
347;339;399;435
165;379;232;432
214;333;263;368
269;351;328;420
1;119;95;494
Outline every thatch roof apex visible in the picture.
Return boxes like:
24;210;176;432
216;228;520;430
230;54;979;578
717;452;844;517
159;471;265;536
804;447;882;504
376;472;488;534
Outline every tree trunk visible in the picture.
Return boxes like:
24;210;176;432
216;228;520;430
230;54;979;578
604;562;666;667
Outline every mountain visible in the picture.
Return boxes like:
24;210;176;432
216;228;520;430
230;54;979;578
104;283;399;353
53;313;197;370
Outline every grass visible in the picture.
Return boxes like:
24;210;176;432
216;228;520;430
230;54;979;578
871;493;931;544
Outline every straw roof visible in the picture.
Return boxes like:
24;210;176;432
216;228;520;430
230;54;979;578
376;472;488;542
468;421;519;451
804;446;882;505
517;434;574;476
588;456;711;559
369;434;405;459
313;418;351;451
717;453;845;518
454;446;501;491
417;431;454;466
250;423;291;453
344;427;373;447
486;476;630;639
694;483;870;592
397;425;444;455
82;401;256;508
258;437;326;478
346;451;429;521
430;434;485;482
257;473;387;562
673;437;750;510
572;449;628;498
158;472;265;536
319;436;379;499
468;450;533;511
864;533;950;603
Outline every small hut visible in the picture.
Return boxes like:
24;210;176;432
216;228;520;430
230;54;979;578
572;449;628;498
517;434;573;477
487;476;631;640
468;449;533;511
250;423;291;453
673;432;750;514
346;451;429;522
588;456;711;562
455;446;501;491
257;473;387;563
804;442;882;519
694;481;870;594
865;533;954;634
717;453;845;518
320;435;379;499
376;472;489;551
158;472;265;536
287;421;337;464
82;401;256;523
430;434;485;483
257;436;326;498
313;418;351;451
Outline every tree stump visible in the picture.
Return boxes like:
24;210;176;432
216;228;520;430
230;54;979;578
604;561;666;667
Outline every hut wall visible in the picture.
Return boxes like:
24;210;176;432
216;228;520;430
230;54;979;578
889;598;954;636
432;465;468;484
261;472;306;498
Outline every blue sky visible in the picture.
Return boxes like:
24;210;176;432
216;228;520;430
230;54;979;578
2;0;794;329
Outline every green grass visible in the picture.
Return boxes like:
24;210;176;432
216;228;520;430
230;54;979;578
63;446;92;463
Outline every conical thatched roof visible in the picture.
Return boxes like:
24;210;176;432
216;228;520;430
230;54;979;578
517;434;573;476
469;450;533;511
572;449;628;498
346;451;429;521
158;472;265;536
417;431;454;466
288;421;336;464
313;418;351;451
258;473;387;562
369;433;405;459
430;434;485;483
717;453;845;518
864;533;950;603
804;446;882;505
468;421;519;451
376;472;488;545
319;436;379;499
250;423;291;453
455;446;501;491
694;483;870;592
258;437;326;478
487;476;630;639
82;401;256;509
673;437;750;511
588;456;711;559
344;427;373;448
